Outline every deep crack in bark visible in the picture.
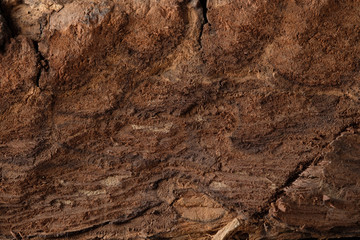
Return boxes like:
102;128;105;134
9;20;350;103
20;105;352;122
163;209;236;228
0;3;17;38
33;40;48;89
0;5;13;49
198;0;208;48
199;0;208;24
251;121;360;222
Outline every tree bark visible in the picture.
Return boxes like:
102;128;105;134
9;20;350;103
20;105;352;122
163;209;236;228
1;0;360;239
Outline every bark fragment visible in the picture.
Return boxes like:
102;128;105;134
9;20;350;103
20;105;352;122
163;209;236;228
1;0;360;239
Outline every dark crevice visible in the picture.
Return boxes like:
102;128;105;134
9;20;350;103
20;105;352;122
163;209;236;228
0;3;18;37
198;0;208;48
0;5;13;50
33;40;48;89
199;0;208;24
251;121;360;221
251;157;321;221
231;232;250;240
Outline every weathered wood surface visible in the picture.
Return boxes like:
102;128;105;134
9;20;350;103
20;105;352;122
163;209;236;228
1;0;360;239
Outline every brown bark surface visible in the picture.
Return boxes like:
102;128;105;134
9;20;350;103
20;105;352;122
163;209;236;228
1;0;360;239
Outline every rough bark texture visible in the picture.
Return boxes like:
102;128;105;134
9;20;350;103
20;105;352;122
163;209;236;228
0;0;360;239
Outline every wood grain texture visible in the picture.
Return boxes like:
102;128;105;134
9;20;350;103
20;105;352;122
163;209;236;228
1;0;360;239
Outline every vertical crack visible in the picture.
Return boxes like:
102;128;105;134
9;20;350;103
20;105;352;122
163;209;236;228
199;0;208;24
33;41;48;89
198;0;208;48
